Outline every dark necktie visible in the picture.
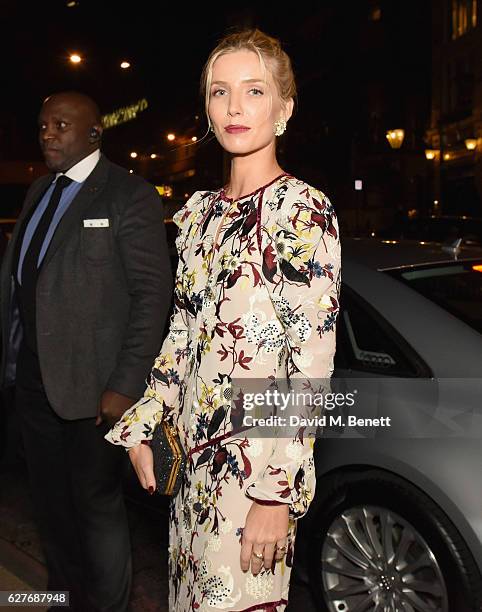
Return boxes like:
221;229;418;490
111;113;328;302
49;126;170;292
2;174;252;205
21;175;73;284
17;174;73;354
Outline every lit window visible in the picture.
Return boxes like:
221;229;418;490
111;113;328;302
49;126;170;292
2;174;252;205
451;0;477;39
370;5;381;21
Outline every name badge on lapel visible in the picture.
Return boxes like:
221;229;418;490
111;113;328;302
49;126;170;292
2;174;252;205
83;218;110;228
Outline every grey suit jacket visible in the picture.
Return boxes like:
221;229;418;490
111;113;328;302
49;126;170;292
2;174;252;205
0;154;173;419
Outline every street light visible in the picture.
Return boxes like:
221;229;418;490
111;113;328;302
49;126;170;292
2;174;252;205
425;149;439;160
150;153;157;159
120;61;131;69
69;54;82;64
191;136;198;142
425;149;441;215
130;152;138;159
386;129;405;149
465;138;477;150
167;133;175;141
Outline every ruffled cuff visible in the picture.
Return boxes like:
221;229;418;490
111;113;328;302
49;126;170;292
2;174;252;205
105;396;165;449
245;444;316;519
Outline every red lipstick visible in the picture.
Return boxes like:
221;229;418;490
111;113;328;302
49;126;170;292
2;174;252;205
225;125;250;134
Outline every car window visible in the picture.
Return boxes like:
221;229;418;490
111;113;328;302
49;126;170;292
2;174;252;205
335;285;428;377
390;261;482;335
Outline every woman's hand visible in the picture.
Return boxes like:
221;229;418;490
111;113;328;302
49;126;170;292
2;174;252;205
128;443;156;494
240;501;289;574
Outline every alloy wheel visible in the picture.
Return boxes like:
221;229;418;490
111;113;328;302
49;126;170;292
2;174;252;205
321;505;449;611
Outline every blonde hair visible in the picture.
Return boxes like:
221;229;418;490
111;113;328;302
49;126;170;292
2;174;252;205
200;29;297;128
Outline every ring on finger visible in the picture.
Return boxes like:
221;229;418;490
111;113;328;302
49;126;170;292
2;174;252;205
252;551;264;560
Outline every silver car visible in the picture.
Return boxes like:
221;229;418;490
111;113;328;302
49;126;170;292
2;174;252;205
293;239;482;612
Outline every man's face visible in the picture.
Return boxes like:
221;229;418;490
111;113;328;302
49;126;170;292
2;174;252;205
38;96;97;172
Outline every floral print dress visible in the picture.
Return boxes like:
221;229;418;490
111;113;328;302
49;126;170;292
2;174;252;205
106;174;341;611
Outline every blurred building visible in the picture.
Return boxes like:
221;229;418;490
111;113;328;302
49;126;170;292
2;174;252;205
350;0;432;234
321;0;432;235
0;1;434;233
425;0;482;216
146;1;434;236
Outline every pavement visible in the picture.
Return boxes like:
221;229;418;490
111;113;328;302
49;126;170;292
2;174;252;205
0;458;170;611
0;400;315;612
0;537;49;612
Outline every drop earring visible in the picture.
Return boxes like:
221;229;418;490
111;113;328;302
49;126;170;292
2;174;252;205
274;118;287;136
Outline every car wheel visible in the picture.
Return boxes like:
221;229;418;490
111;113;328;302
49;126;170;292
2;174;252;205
304;469;482;612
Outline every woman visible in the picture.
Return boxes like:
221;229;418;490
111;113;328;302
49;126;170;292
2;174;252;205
107;29;341;612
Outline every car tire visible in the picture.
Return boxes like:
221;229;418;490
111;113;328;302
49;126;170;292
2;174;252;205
301;469;482;612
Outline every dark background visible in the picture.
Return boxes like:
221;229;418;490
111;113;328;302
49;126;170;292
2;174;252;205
0;0;479;235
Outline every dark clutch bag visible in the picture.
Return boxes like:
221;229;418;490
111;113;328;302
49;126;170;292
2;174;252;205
150;420;187;497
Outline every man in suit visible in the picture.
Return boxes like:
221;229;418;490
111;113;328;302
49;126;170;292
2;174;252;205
0;92;173;611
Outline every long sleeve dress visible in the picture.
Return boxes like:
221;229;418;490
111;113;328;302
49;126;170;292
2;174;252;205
106;173;341;612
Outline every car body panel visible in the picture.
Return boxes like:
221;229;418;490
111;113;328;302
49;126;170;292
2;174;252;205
312;239;482;575
314;440;482;571
341;246;482;377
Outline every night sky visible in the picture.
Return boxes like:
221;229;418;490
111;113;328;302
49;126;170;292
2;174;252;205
0;1;333;156
0;0;432;209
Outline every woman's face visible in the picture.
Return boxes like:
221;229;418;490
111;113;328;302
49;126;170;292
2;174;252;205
208;50;291;155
